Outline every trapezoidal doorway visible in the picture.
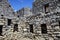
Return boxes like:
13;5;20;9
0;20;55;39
0;25;3;36
29;24;33;33
59;21;60;27
44;3;49;13
13;24;18;32
41;24;47;34
8;19;11;26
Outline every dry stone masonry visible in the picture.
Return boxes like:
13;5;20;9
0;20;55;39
0;0;60;40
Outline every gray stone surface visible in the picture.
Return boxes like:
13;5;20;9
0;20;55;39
0;0;60;40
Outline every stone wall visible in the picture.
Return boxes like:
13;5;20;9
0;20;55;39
0;0;60;40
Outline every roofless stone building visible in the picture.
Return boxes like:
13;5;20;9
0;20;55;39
25;0;60;40
0;0;60;40
0;0;20;40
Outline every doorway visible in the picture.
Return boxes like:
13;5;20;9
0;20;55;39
0;25;3;36
41;24;47;34
29;24;33;33
44;3;49;13
8;19;11;26
13;24;18;32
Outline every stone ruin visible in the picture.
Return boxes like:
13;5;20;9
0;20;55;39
0;0;60;40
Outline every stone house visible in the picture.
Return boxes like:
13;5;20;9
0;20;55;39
0;0;60;40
